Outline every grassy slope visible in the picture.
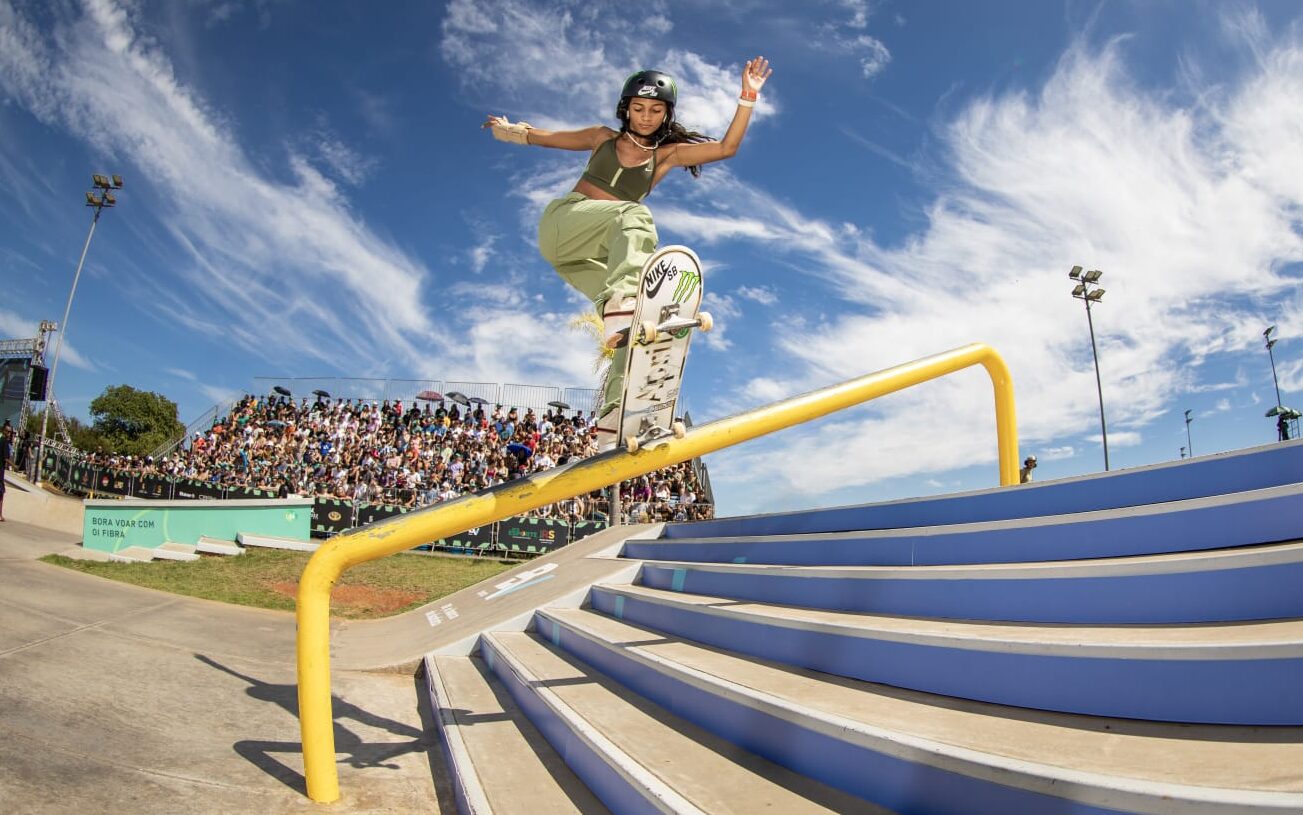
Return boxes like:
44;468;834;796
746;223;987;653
42;548;516;620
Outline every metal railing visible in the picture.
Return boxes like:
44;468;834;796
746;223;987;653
250;376;601;417
297;343;1019;802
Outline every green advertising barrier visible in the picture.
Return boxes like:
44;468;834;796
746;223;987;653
82;498;313;553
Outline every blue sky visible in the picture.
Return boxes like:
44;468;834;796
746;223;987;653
1;0;1301;515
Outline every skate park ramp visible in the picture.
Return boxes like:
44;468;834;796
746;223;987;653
417;438;1303;814
4;470;84;535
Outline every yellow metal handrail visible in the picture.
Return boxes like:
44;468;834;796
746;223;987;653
298;342;1018;802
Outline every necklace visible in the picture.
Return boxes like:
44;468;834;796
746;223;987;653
624;130;659;151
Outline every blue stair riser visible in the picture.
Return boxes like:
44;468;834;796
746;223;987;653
590;588;1303;725
478;638;667;815
535;612;1140;815
636;559;1303;624
666;441;1303;538
628;489;1303;565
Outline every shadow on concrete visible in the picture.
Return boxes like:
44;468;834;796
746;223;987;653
196;654;435;795
414;661;460;813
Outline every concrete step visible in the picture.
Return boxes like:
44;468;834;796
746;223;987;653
537;606;1303;814
664;439;1303;539
589;583;1303;724
633;540;1303;623
236;532;318;551
425;654;608;814
153;542;200;562
628;485;1303;566
108;546;156;563
195;536;243;556
480;630;882;814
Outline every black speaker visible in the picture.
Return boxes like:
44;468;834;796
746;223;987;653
28;365;48;401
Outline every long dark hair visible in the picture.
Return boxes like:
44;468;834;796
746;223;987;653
616;101;713;178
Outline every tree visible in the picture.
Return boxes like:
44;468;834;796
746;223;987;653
24;409;104;452
88;385;185;457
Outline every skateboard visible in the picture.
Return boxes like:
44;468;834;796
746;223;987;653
614;245;712;453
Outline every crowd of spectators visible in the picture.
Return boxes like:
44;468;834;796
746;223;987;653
88;394;713;523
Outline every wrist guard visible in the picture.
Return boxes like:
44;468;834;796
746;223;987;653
490;117;533;145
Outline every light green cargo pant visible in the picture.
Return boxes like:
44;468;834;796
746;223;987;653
538;192;658;416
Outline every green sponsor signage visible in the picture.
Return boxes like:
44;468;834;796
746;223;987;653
83;498;313;553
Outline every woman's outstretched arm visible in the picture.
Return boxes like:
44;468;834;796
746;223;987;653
482;115;612;151
658;56;772;171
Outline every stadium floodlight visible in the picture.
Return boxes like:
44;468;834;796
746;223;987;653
1265;324;1284;437
1069;265;1110;471
36;172;124;486
1184;409;1194;457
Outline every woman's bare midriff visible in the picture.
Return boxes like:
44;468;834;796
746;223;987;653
572;178;623;201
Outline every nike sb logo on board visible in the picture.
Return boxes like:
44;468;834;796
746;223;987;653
644;258;677;298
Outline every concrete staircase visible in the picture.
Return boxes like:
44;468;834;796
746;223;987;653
423;440;1303;813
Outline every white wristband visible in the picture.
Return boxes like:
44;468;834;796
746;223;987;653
737;97;755;108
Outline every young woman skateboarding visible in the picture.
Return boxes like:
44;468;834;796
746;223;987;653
484;56;772;449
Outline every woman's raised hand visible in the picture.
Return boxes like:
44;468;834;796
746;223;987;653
742;56;772;95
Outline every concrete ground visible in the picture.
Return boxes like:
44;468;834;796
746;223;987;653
0;507;451;813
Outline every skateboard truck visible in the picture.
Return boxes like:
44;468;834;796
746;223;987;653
624;416;687;453
637;310;713;345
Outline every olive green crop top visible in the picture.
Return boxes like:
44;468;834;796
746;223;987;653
580;137;655;202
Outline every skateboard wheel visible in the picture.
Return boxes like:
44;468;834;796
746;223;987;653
671;421;686;439
625;436;640;453
639;319;658;344
697;312;713;332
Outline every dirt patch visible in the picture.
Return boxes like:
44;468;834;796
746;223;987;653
268;581;426;617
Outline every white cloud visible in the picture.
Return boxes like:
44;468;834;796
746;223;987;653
672;32;1303;502
736;284;778;305
314;136;378;186
166;367;197;381
699;292;738;351
0;0;441;372
0;309;92;371
819;0;892;81
441;0;775;137
197;383;243;406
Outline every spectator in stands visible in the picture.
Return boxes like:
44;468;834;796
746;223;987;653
65;392;713;523
1020;455;1037;484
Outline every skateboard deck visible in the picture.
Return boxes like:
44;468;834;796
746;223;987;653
614;245;712;452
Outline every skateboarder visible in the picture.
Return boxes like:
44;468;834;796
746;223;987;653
484;56;772;449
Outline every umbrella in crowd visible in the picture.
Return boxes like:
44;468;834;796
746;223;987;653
506;442;533;458
547;400;570;410
416;390;444;402
272;386;291;396
468;396;489;406
312;389;331;399
445;391;470;406
266;420;287;428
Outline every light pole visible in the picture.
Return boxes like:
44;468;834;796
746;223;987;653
1265;325;1290;442
35;173;123;486
1184;409;1193;457
1069;265;1109;471
1265;325;1283;405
